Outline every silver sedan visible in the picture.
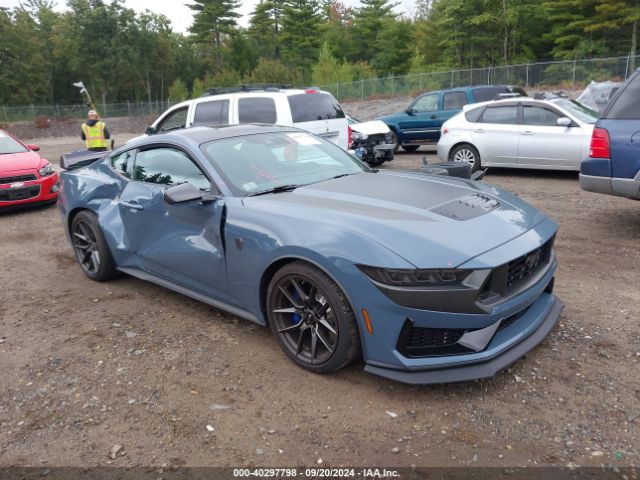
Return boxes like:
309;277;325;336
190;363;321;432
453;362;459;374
437;98;599;172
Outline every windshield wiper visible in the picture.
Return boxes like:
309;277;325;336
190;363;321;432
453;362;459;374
247;184;302;197
329;173;353;180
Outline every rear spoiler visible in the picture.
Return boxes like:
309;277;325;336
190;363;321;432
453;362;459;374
60;149;108;171
60;139;115;171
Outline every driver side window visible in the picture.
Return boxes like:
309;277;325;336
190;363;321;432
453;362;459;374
412;94;439;112
133;147;212;191
157;107;188;133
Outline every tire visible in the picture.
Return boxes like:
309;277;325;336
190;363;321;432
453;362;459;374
366;155;386;167
70;210;118;282
389;130;400;154
266;261;361;373
402;145;420;152
449;143;481;173
428;161;473;179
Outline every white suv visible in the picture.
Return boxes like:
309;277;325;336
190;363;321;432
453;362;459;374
142;86;350;150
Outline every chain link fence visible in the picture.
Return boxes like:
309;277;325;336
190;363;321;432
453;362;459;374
2;55;638;122
0;100;175;124
319;55;640;102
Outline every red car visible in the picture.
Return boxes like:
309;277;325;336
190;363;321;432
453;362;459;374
0;129;59;208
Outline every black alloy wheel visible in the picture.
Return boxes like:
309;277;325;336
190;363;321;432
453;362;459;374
71;211;118;281
267;262;361;373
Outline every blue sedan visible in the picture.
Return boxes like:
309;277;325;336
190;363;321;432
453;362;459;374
58;124;563;384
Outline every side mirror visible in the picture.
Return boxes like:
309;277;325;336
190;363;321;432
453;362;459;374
405;108;416;116
26;144;40;151
164;182;203;205
145;126;157;135
557;117;572;127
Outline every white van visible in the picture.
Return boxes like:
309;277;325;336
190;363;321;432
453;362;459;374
141;86;350;150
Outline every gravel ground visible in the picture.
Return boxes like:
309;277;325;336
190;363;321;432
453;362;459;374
0;132;638;469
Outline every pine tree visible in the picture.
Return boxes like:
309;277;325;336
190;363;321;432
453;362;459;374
588;0;640;70
189;0;240;73
280;0;322;78
351;0;398;62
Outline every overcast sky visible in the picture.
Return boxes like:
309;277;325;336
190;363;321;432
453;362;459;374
3;0;415;32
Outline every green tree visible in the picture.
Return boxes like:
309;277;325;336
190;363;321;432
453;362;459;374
373;18;412;74
588;0;640;70
192;77;207;97
351;0;397;62
246;57;298;84
168;78;189;101
280;0;322;79
248;0;285;59
189;0;240;73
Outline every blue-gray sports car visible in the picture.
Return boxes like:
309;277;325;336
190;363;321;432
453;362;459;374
58;124;563;384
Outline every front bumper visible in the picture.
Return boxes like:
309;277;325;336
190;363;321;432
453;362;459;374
0;172;60;207
436;141;451;162
365;293;563;384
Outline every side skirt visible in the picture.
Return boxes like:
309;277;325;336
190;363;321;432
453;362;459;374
118;267;263;325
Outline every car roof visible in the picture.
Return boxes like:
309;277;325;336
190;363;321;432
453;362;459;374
137;124;302;147
417;85;513;95
461;97;569;111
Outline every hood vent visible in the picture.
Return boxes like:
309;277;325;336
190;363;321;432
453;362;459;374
431;193;500;221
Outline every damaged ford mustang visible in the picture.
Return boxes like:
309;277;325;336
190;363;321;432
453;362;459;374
58;124;563;384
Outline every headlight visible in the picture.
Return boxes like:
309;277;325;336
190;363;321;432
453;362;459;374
385;132;393;143
359;266;470;287
39;163;54;177
352;131;368;142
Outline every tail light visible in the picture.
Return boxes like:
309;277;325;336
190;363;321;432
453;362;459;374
348;126;352;148
442;127;449;135
590;127;610;159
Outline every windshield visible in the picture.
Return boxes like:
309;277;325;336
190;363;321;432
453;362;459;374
0;131;28;155
553;99;599;124
201;131;368;196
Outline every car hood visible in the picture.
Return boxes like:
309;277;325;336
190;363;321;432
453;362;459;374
350;120;390;135
245;171;548;268
0;151;43;172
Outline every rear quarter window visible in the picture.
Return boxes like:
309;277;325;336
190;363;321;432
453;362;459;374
464;106;485;122
605;74;640;120
238;97;277;124
288;93;345;123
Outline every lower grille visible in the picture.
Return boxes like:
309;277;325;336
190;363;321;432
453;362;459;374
398;304;532;358
0;174;37;185
397;323;474;358
0;185;41;201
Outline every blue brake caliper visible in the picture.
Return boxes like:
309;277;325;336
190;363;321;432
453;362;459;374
292;290;302;324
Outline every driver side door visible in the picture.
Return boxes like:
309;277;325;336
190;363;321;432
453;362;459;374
118;146;228;300
398;93;441;144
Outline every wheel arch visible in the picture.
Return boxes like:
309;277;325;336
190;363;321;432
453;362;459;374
67;207;96;234
448;141;482;165
259;255;362;341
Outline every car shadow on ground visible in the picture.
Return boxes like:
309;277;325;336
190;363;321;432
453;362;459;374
0;201;57;216
484;167;579;181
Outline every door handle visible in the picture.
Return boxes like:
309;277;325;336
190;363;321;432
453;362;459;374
522;131;534;135
120;201;144;211
472;129;484;133
430;115;437;119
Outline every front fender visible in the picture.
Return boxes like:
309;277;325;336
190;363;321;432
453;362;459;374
222;199;414;324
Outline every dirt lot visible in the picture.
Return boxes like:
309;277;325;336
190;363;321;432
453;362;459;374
0;136;639;470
